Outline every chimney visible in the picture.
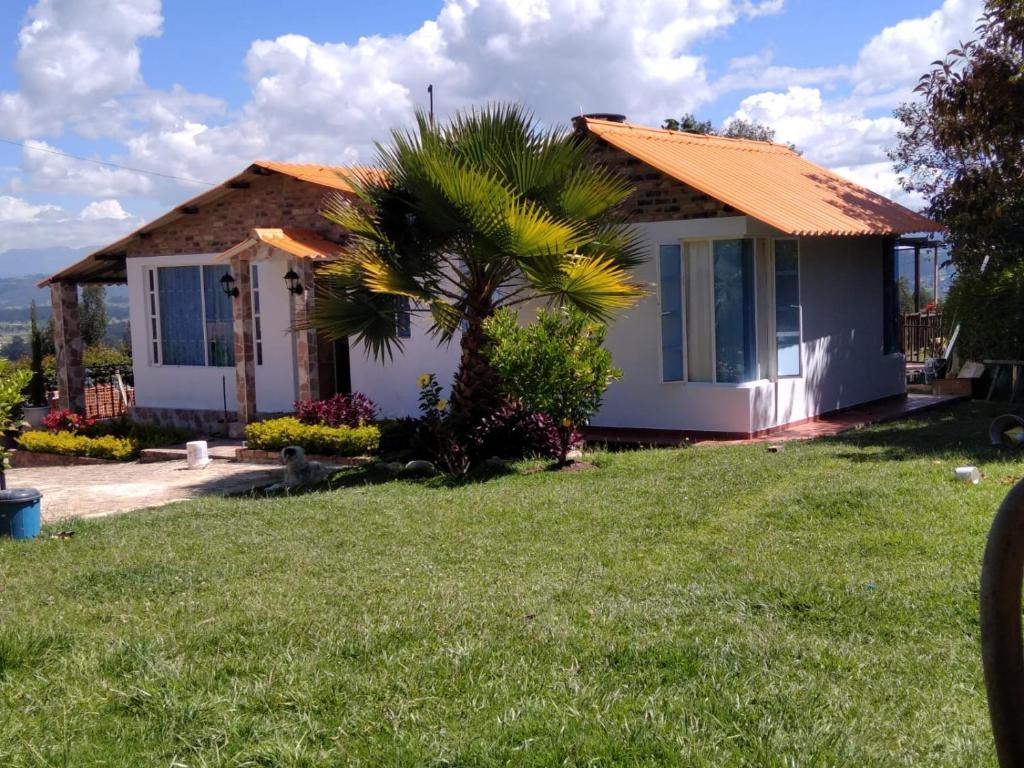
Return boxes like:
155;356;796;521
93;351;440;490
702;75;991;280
571;113;627;132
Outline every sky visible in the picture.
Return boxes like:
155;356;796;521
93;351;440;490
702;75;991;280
0;0;985;254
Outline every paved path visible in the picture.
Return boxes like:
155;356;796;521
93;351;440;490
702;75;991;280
6;460;285;523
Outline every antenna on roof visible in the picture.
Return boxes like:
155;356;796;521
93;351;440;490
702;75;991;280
427;84;434;128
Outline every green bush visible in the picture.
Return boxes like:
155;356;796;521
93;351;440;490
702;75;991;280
84;417;191;449
484;306;621;464
244;417;380;456
17;431;137;461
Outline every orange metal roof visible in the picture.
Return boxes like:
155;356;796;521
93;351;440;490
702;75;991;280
219;227;344;262
41;161;365;286
251;161;362;193
581;118;940;237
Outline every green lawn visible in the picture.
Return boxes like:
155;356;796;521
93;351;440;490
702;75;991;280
1;401;1021;767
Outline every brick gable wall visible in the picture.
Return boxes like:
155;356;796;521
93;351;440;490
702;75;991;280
126;172;348;258
585;137;738;223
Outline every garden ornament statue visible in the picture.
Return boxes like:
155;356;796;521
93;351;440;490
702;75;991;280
980;477;1024;766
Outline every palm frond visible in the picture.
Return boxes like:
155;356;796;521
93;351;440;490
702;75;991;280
534;255;648;321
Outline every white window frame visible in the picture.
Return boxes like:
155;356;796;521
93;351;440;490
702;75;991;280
251;263;263;366
771;238;803;379
657;236;766;386
146;264;235;369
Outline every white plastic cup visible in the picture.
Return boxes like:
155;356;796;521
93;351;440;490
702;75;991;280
954;466;981;484
186;440;211;469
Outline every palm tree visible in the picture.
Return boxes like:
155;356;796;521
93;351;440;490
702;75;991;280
312;104;646;426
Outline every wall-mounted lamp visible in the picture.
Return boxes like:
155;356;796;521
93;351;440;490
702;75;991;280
220;272;239;298
283;268;304;295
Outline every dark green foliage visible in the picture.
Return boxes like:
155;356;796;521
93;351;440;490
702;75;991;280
27;301;46;406
485;307;620;463
892;2;1024;359
80;285;108;348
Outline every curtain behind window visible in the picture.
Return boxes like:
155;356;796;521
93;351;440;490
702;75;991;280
203;265;235;367
158;266;204;366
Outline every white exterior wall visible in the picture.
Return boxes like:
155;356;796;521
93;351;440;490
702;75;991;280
347;316;462;419
595;221;905;433
128;253;239;412
748;236;905;431
252;254;300;413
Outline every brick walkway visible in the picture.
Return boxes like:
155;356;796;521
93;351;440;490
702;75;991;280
5;460;286;523
696;393;962;446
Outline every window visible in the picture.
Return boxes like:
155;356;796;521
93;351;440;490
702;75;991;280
251;263;263;366
713;239;756;383
150;265;236;367
147;268;161;364
396;296;412;339
659;244;684;381
774;240;801;377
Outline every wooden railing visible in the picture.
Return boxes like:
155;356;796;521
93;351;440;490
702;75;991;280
900;312;947;362
84;383;134;419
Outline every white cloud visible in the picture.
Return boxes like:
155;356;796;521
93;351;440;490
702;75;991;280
727;0;984;205
13;139;154;198
79;199;131;220
0;194;136;251
0;195;60;222
1;0;163;137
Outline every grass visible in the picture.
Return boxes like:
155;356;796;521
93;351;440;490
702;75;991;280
1;400;1021;766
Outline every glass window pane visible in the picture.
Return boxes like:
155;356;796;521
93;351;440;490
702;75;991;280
659;244;683;381
202;265;235;367
396;296;412;339
157;266;205;366
774;240;801;377
713;239;756;383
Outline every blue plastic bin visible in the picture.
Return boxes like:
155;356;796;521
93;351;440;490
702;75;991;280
0;488;42;539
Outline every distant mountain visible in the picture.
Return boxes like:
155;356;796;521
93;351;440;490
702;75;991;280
0;246;94;279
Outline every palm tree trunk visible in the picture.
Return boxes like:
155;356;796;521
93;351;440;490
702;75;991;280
449;313;499;428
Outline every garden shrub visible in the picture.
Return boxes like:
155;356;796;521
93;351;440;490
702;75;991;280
484;307;620;463
17;431;136;461
295;392;376;428
84;417;191;449
376;417;420;455
245;417;380;456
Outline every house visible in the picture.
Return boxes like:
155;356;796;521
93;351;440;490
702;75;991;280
42;115;938;439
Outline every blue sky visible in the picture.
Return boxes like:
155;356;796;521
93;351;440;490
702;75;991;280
0;0;983;253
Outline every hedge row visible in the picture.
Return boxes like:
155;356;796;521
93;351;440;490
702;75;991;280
16;431;137;461
244;417;380;456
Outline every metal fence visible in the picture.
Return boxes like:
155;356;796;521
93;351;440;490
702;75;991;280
900;312;947;363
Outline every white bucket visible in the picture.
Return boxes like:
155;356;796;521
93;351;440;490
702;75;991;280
954;466;981;484
186;440;211;469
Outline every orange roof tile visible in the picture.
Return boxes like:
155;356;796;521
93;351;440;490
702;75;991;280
219;227;345;262
582;118;940;237
251;161;368;193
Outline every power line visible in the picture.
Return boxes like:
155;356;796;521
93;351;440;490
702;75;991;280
0;136;218;188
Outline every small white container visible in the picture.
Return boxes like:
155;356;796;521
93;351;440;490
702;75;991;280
954;466;981;484
186;440;211;469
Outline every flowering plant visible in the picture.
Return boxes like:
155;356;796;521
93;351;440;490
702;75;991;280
295;392;376;428
43;409;96;433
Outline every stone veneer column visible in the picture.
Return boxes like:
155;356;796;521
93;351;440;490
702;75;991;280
231;255;258;425
294;259;320;403
50;281;85;413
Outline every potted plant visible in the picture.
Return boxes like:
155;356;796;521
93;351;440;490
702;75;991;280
0;359;41;539
22;301;49;429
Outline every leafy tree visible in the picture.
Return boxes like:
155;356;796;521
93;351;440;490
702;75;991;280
312;104;645;430
891;1;1024;359
80;285;108;348
897;276;936;314
484;307;621;465
662;113;798;151
662;114;715;134
2;336;28;362
27;301;47;407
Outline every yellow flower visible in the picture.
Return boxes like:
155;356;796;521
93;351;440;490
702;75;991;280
416;373;432;389
561;418;573;428
436;399;448;412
